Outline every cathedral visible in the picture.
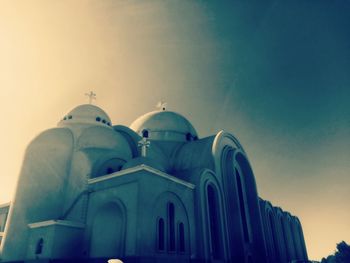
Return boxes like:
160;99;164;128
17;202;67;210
0;104;308;263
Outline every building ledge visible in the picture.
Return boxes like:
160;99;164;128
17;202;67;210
88;164;195;189
28;220;85;229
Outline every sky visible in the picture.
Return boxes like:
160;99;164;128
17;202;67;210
0;0;349;261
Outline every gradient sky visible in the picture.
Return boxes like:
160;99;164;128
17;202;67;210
0;1;349;261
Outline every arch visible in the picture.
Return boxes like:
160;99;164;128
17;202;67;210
259;199;278;262
86;149;129;179
235;168;251;243
157;217;165;251
281;212;299;261
142;129;149;138
186;132;193;141
178;222;185;252
289;219;300;260
35;238;44;255
280;215;290;261
291;217;303;260
268;211;279;261
168;202;176;251
273;208;288;262
89;201;126;258
92;158;126;178
220;147;246;261
233;150;267;262
206;183;225;260
294;217;308;260
153;191;190;254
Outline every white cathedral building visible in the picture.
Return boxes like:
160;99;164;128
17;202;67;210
0;104;308;263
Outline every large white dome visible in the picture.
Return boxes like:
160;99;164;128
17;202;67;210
58;104;112;127
130;110;198;142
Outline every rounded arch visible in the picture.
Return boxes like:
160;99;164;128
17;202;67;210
293;217;308;260
92;157;126;178
233;150;267;262
220;146;248;262
273;207;288;263
89;200;127;258
212;131;245;185
282;212;297;261
259;200;278;262
152;191;190;254
199;170;228;261
82;149;128;179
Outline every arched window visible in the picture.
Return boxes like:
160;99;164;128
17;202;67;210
35;238;44;255
142;129;149;138
178;222;185;252
280;217;289;260
235;169;250;242
157;218;165;251
269;212;280;261
93;158;126;178
168;203;176;251
186;133;192;141
106;167;114;174
207;184;223;260
289;221;299;258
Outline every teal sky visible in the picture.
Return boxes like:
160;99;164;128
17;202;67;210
0;1;349;260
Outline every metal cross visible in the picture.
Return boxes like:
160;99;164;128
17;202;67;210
138;137;151;157
156;101;167;111
85;91;96;104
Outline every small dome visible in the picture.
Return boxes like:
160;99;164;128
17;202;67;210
58;104;112;127
130;110;198;142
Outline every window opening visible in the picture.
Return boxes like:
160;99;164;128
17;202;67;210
178;222;185;252
235;169;250;242
142;129;149;138
158;218;165;251
168;203;176;251
35;238;44;255
207;184;223;259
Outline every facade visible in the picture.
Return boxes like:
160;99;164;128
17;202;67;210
0;104;308;262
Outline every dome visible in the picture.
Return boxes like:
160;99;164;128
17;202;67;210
130;110;198;142
58;104;112;127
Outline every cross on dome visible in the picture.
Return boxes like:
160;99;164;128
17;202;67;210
138;137;151;157
85;91;96;104
156;101;167;111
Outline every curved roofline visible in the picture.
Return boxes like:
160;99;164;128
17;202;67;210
130;110;198;141
212;130;245;157
58;104;112;128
